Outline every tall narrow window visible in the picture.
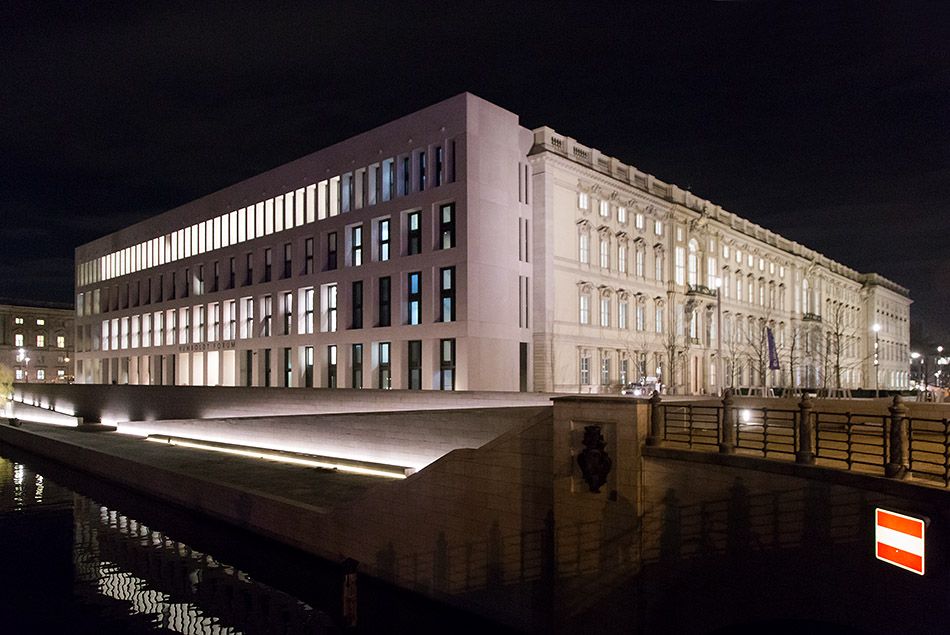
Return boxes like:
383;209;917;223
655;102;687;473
408;272;421;325
351;343;363;388
378;219;390;261
226;300;236;339
327;345;337;388
418;151;426;191
263;248;272;282
305;346;314;387
283;243;292;278
304;238;314;275
243;298;253;339
351;280;363;329
228;258;235;289
580;355;590;385
435;146;443;186
600;297;610;327
440;267;456;322
408;340;422;390
378;276;391;327
579;233;590;264
245;253;253;286
183;268;190;297
326;284;337;332
304;288;314;334
408;211;421;255
283;292;293;335
327;232;338;270
263;295;272;337
283;347;292;387
440;338;456;390
440;203;456;249
600;239;609;269
580;293;590;325
212;261;219;292
601;357;610;386
264;348;272;387
351;225;362;266
378;342;391;389
618;244;627;274
402;156;410;195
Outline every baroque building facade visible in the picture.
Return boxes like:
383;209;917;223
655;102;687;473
0;300;75;383
73;94;911;394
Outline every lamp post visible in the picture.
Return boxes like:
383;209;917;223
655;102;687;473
715;277;723;396
911;352;921;390
18;347;29;384
872;323;881;398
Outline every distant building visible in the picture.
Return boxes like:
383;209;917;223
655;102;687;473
73;93;911;393
0;300;75;383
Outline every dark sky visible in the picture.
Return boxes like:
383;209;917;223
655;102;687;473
2;2;949;342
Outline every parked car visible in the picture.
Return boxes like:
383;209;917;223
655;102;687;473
621;380;660;396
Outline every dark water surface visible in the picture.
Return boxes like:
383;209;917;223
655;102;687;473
0;445;505;635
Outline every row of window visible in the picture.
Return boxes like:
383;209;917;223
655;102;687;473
13;368;65;381
78;142;457;287
80;267;457;353
78;205;456;316
578;192;664;236
11;333;66;348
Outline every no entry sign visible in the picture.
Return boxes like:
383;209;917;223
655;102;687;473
875;508;926;575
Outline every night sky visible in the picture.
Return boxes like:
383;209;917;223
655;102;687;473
2;2;948;342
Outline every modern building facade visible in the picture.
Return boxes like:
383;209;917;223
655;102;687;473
0;300;74;383
74;93;911;394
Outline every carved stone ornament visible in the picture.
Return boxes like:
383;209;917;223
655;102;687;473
577;425;612;494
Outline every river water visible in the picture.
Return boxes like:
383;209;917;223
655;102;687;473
0;447;505;635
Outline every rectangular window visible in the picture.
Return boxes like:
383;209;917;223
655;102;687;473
245;253;253;286
378;342;391;389
407;211;421;255
212;261;219;293
327;345;337;388
580;355;590;385
618;244;627;274
226;300;236;339
655;220;663;236
580;294;590;325
326;284;337;332
228;257;236;289
36;334;45;348
283;243;292;278
264;348;272;387
327;232;338;270
435;146;443;186
352;280;363;329
351;343;363;388
378;219;390;261
283;347;292;387
636;304;645;331
408;339;422;390
674;247;686;285
378;276;391;327
440;203;456;249
440;267;456;322
304;238;314;275
304;288;314;334
418;151;426;191
600;239;609;269
305;346;314;387
183;268;190;297
440;338;456;390
402;156;410;196
383;158;395;201
283;292;293;335
351;225;363;266
619;301;628;330
244;298;254;339
656;306;664;334
601;357;610;386
579;234;589;264
600;297;610;327
56;335;66;348
599;200;609;217
408;272;421;325
263;295;272;337
578;192;589;210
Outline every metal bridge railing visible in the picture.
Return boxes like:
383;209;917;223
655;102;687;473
646;391;949;487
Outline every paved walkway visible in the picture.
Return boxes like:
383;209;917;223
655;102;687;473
0;422;388;511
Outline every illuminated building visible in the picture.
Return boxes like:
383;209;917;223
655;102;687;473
74;94;911;393
0;300;75;383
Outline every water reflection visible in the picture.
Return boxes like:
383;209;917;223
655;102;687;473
0;457;334;634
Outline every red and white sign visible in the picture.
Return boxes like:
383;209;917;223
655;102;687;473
875;508;926;575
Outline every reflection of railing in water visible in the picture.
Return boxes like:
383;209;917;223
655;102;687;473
73;496;333;634
648;392;950;486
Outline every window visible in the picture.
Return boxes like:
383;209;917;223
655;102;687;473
245;253;253;286
636;247;644;277
579;232;590;264
36;318;44;326
283;347;292;387
674;246;686;285
57;335;66;348
707;257;718;290
599;200;609;217
351;343;363;388
37;370;45;381
243;298;254;339
226;301;236;339
578;192;589;210
264;348;272;387
36;334;45;348
402;156;410;195
183;268;190;297
687;239;698;286
407;211;421;255
440;203;456;249
635;213;644;230
440;267;456;322
600;297;609;327
304;288;314;334
408;272;421;325
304;238;314;275
655;220;663;236
618;206;627;224
435;146;444;186
283;292;293;335
418;151;426;191
283;243;292;278
408;340;422;390
637;304;645;331
228;258;236;289
262;295;272;337
14;317;23;325
618;243;627;274
601;357;610;386
327;345;337;388
351;226;363;266
656;305;664;334
654;252;663;282
619;300;628;329
212;261;220;292
14;333;23;347
327;232;338;270
378;342;391;389
263;248;272;282
326;284;337;332
440;338;456;390
580;355;590;385
600;238;609;269
352;280;363;329
378;276;391;327
305;346;314;387
580;292;590;325
379;219;390;261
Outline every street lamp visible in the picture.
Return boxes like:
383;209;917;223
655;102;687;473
17;347;30;384
715;277;723;396
872;323;881;398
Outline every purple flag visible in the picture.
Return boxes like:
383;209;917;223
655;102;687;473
767;327;781;370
